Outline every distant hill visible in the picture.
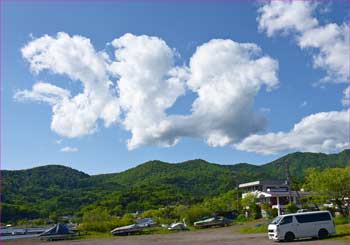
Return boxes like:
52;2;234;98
1;150;349;222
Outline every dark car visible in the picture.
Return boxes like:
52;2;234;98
194;216;232;228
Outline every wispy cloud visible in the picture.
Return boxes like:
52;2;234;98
60;146;79;153
299;101;307;108
55;139;63;144
260;107;271;113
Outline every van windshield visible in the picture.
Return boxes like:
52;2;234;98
271;216;283;224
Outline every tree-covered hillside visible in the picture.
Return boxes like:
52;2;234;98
1;150;349;223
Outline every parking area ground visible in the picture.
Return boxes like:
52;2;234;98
3;225;349;244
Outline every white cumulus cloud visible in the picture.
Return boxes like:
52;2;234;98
257;1;350;83
19;32;120;137
235;110;350;155
18;32;346;155
109;37;279;149
176;39;279;147
257;1;318;37
16;33;279;150
109;33;188;149
298;23;350;82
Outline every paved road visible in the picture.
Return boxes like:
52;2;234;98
3;226;349;244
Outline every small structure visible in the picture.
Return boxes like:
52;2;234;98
39;223;76;241
239;180;311;216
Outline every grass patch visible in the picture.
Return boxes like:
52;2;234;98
76;227;175;239
335;224;350;236
238;224;267;234
76;231;113;239
334;216;350;225
329;224;350;242
141;227;173;235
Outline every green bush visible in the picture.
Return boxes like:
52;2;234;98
265;208;278;219
251;204;261;219
271;208;278;218
79;207;134;232
285;202;298;214
179;205;211;224
236;214;250;222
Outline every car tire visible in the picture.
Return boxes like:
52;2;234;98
318;229;329;239
284;232;295;242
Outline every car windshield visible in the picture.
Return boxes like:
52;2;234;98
271;216;283;224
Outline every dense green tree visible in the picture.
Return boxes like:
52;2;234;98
304;167;350;216
203;190;240;212
241;193;261;219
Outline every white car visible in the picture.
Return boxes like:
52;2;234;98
268;211;335;242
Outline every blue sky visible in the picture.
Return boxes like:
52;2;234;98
2;1;349;174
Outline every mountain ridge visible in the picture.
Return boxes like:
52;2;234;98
2;149;349;222
4;149;349;176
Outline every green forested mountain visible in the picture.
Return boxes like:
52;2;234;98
1;150;349;222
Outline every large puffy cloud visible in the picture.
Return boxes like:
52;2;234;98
17;32;120;137
109;33;187;149
176;39;279;147
16;33;279;149
258;1;350;83
18;32;345;155
108;37;279;149
236;110;349;155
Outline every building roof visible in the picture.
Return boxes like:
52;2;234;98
248;190;311;198
239;180;287;188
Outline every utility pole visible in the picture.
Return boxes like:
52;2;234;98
285;161;293;204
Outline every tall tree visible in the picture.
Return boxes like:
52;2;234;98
304;167;350;216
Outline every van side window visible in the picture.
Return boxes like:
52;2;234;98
295;213;331;223
280;216;293;225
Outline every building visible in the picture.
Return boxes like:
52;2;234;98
239;180;311;216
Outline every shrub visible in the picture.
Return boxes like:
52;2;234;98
251;204;261;219
79;207;135;232
179;205;212;224
271;208;278;218
264;207;278;219
236;214;249;222
285;202;298;214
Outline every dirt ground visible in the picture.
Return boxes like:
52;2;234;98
3;225;349;245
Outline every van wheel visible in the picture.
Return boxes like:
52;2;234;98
318;229;329;239
284;232;295;242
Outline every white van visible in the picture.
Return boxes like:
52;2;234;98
268;211;335;242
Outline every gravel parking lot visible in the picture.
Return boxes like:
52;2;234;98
3;225;349;244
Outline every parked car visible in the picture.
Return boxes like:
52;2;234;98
168;219;188;231
194;216;231;228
